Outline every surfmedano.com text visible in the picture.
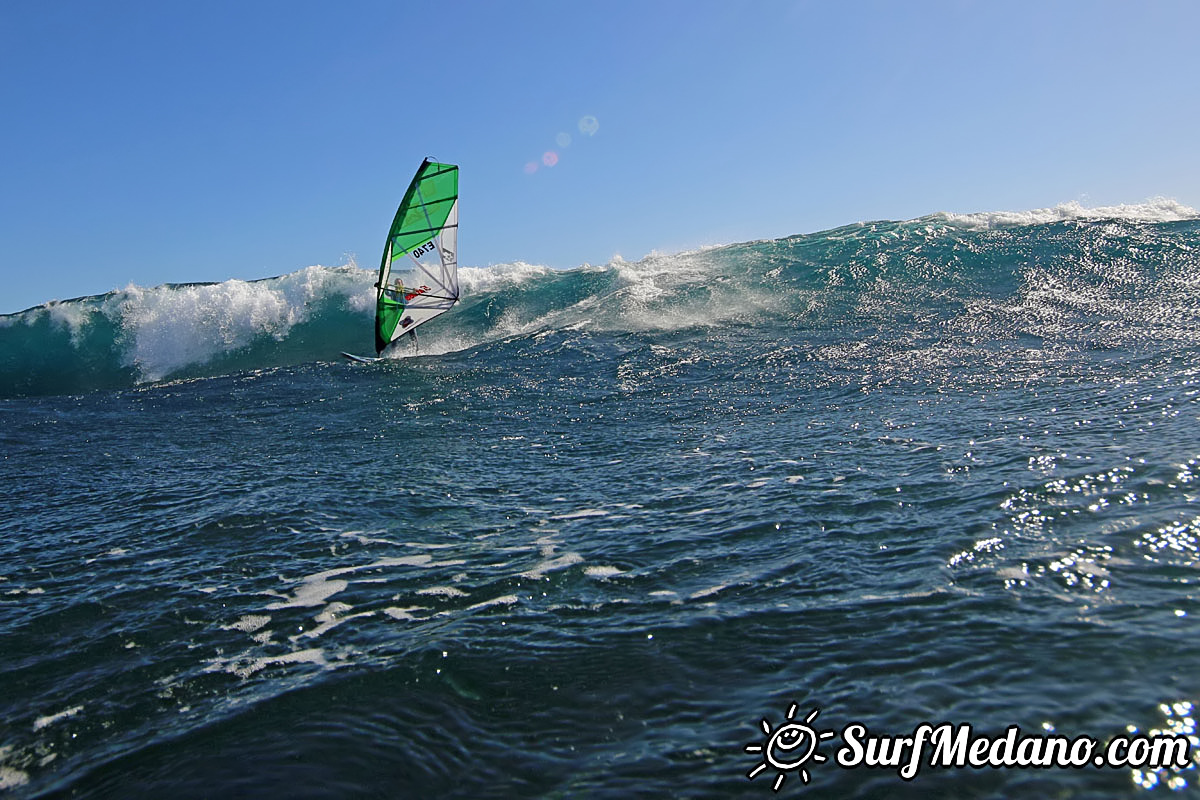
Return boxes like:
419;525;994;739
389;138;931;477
836;722;1191;780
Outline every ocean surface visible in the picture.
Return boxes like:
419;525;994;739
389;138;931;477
3;201;1200;798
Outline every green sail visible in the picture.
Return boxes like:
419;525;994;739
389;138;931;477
374;160;460;354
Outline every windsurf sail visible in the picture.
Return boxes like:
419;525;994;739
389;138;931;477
374;159;459;355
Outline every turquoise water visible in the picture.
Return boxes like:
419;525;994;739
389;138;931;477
2;205;1199;797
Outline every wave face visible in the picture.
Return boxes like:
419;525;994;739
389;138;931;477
5;199;1200;798
2;200;1198;398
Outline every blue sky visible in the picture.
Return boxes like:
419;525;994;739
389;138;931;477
2;0;1198;314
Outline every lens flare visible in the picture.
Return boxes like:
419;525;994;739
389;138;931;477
542;151;558;167
524;161;538;174
578;115;599;136
555;132;572;148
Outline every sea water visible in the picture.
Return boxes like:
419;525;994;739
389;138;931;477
2;202;1199;797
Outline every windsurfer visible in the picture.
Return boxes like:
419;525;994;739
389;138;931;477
385;277;405;303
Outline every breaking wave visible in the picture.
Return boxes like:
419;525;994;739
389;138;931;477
2;201;1198;397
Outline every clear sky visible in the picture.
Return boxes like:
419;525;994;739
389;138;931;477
2;0;1198;314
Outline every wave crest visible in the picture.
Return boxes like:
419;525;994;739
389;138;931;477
3;203;1199;397
934;198;1199;229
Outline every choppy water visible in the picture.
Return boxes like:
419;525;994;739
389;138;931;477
3;201;1200;797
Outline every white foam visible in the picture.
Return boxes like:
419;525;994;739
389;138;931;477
459;261;552;292
111;265;371;380
416;586;468;597
521;552;583;579
291;603;374;641
689;584;728;600
550;508;609;520
44;301;96;346
0;766;29;790
383;606;425;621
936;198;1199;230
584;565;625;578
466;594;518;611
231;647;327;679
456;251;760;339
33;705;83;731
267;555;437;609
267;578;348;609
226;614;270;633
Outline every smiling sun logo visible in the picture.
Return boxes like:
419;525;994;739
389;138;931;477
745;703;836;791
